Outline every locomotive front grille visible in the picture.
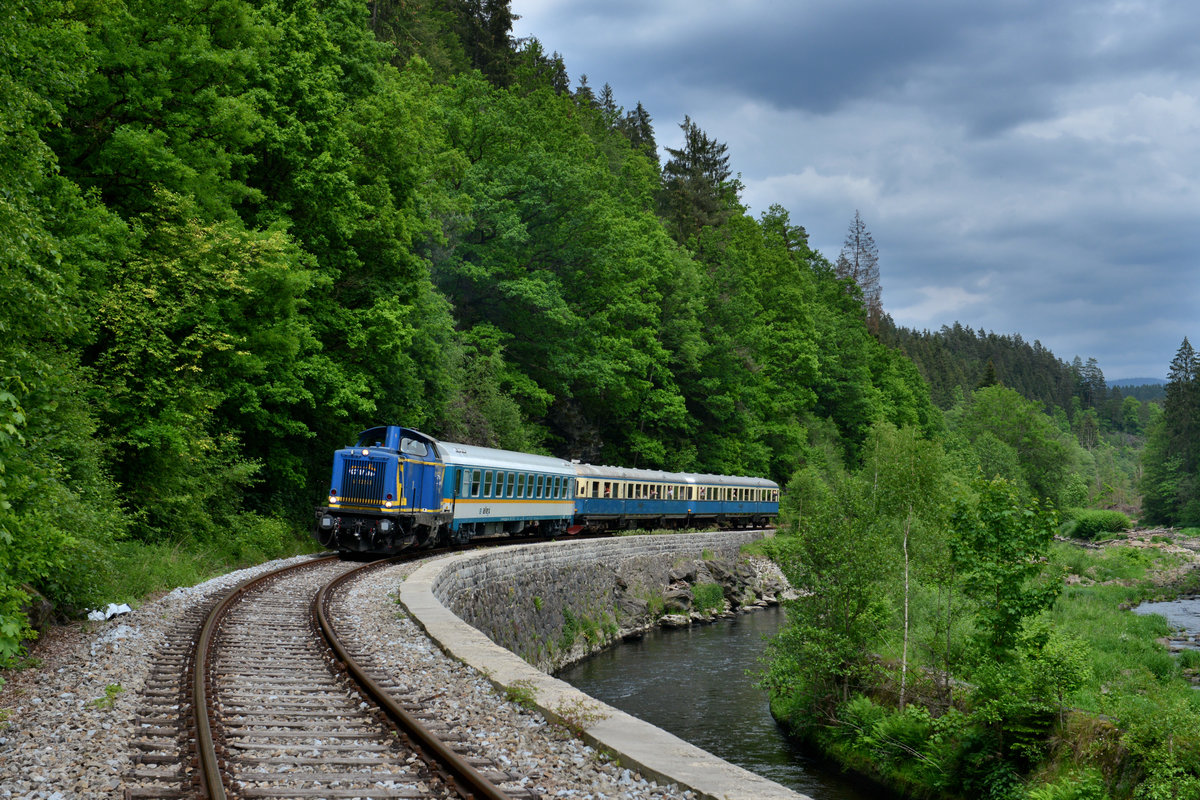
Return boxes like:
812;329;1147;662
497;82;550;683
340;458;387;507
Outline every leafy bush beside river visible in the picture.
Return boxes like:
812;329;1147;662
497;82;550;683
765;516;1200;800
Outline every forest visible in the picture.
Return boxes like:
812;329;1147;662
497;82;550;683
3;1;1200;798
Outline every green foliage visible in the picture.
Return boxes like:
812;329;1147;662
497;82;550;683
692;582;724;614
91;683;123;710
763;465;892;715
1105;681;1200;800
503;679;537;711
1027;770;1106;800
948;386;1085;508
951;477;1061;658
1063;508;1132;540
559;607;579;651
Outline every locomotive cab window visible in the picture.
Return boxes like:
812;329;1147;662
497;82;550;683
400;437;427;456
355;427;387;447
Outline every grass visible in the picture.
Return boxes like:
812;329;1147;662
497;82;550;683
692;582;725;614
1050;541;1182;586
503;679;538;710
91;683;123;710
101;529;319;606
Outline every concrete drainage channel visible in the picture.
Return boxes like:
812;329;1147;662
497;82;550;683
398;533;812;800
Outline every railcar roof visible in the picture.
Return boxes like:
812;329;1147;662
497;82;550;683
572;462;777;489
435;440;575;473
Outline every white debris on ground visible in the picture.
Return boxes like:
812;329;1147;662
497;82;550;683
0;553;696;799
85;603;132;622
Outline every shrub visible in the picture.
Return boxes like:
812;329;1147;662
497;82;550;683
1028;769;1105;800
1065;509;1131;540
692;582;725;614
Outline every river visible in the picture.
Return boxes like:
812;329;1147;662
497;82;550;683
556;605;877;799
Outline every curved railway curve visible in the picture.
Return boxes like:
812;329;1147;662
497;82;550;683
123;554;531;800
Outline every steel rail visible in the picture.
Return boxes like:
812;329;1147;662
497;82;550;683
192;555;340;800
313;558;514;800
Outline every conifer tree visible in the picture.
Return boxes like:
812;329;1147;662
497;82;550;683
1164;337;1200;472
620;101;657;162
1141;337;1200;525
659;116;740;243
835;210;883;333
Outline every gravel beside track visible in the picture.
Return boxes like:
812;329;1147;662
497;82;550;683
0;553;696;800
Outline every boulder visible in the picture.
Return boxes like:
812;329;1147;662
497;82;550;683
662;587;693;613
19;584;54;633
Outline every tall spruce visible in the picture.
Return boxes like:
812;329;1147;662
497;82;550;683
658;116;740;244
835;210;883;333
1141;337;1200;525
620;101;657;162
1165;337;1200;472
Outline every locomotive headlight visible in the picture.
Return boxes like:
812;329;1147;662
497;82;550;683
329;495;338;505
384;501;394;509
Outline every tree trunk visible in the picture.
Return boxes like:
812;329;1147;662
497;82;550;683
900;509;911;710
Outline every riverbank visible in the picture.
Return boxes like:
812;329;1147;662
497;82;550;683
765;527;1200;800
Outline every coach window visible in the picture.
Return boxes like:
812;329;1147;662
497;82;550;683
470;470;481;497
516;473;525;498
506;472;515;498
482;470;493;498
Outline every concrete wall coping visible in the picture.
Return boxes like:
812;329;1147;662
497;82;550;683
397;535;812;800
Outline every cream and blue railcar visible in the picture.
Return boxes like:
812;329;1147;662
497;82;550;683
572;463;779;531
437;441;576;543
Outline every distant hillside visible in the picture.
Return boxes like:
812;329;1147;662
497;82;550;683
1110;377;1166;387
879;319;1080;410
1117;383;1166;402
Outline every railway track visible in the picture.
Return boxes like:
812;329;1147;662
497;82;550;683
123;554;532;800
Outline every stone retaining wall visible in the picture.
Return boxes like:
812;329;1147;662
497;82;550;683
431;531;778;671
400;531;809;800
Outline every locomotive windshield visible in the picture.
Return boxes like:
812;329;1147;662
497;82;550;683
354;427;388;448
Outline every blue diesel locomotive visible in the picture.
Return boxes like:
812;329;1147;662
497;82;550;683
314;425;779;555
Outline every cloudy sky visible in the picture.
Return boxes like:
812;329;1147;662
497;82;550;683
511;0;1199;381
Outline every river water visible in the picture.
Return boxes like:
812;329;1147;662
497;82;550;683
1134;596;1200;649
555;606;876;800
